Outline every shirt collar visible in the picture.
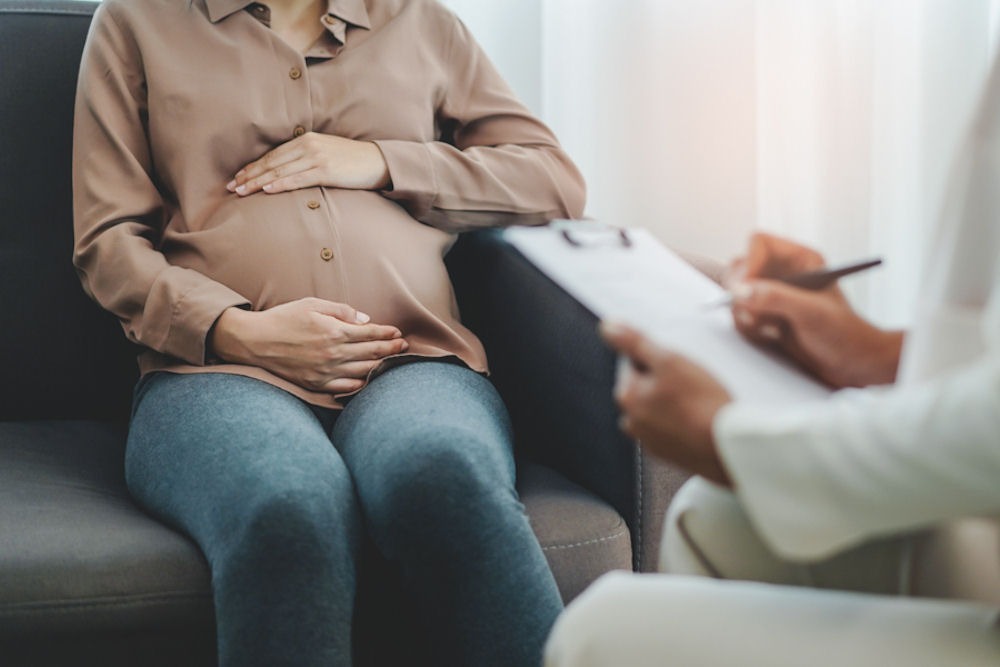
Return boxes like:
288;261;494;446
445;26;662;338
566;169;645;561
325;0;370;30
205;0;371;31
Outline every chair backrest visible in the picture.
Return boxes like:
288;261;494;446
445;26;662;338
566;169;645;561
0;1;137;421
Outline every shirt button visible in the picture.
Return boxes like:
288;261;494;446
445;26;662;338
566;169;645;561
289;67;302;80
306;200;321;210
320;247;334;261
293;125;306;138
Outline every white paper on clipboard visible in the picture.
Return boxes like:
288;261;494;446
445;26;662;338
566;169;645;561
504;223;832;406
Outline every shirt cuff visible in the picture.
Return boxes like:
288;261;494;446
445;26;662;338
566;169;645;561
146;276;251;366
373;139;438;215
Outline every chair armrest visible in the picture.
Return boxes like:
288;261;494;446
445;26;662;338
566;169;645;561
447;229;693;571
635;452;690;571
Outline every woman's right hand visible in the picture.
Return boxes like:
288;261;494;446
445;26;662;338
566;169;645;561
208;298;408;394
726;233;903;389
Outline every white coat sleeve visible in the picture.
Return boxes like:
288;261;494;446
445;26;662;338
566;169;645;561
715;322;1000;562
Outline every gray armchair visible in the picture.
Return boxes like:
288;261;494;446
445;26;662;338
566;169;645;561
0;2;691;664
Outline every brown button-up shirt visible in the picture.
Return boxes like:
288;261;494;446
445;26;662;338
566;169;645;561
73;0;585;408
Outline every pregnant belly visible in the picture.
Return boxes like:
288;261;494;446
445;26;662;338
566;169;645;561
159;188;457;318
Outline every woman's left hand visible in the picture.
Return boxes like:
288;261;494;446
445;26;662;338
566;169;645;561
227;132;391;195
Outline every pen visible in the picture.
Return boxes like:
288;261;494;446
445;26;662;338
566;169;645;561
707;257;883;308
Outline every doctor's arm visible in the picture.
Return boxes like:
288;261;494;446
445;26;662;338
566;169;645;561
602;305;1000;563
599;232;908;485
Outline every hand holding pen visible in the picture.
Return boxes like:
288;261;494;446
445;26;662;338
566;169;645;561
723;233;903;389
708;257;883;308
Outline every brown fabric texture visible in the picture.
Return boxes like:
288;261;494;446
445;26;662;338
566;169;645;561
72;0;585;408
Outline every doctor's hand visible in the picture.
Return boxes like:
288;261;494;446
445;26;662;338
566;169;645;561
727;232;903;389
600;322;733;487
227;132;391;196
209;298;408;394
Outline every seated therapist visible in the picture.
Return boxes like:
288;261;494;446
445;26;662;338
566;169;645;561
543;37;1000;667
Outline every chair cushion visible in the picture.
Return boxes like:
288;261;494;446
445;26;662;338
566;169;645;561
0;421;212;638
0;421;628;637
519;464;632;601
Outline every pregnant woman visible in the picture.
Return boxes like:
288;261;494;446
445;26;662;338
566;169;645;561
72;0;585;665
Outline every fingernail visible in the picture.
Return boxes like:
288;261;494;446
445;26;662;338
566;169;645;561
400;341;410;350
226;180;236;191
355;311;370;323
730;282;754;302
759;324;781;340
262;183;273;192
236;170;246;178
737;310;754;327
235;184;247;195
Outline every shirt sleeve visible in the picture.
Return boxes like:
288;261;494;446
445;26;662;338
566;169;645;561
715;346;1000;563
373;12;586;231
72;4;251;365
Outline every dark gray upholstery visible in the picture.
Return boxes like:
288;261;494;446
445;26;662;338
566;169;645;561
0;1;137;423
520;466;631;602
0;420;629;665
0;422;210;635
0;1;692;664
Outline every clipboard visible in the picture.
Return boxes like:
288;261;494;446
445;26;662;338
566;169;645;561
504;221;832;405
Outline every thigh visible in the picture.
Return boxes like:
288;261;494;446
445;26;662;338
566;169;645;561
545;572;1000;667
333;361;516;499
126;372;359;556
663;477;913;594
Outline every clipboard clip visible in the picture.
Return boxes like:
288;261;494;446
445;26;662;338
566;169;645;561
552;220;633;248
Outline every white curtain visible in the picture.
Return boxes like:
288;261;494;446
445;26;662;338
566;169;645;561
541;0;758;263
534;0;1000;326
755;0;999;325
441;0;543;113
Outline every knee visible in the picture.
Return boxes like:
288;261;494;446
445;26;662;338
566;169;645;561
384;428;511;501
660;477;744;574
227;477;359;560
360;428;519;539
